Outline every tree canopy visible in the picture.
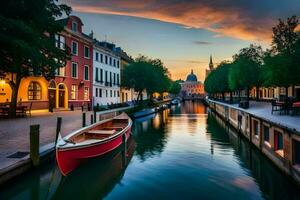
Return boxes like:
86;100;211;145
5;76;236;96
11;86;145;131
121;56;171;101
0;0;71;115
168;80;181;95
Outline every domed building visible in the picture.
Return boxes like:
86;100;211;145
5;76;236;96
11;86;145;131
180;69;205;98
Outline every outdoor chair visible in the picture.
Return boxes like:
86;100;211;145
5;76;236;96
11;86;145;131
271;99;283;114
25;102;33;117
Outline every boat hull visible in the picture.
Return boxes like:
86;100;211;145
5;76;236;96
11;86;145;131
56;127;131;176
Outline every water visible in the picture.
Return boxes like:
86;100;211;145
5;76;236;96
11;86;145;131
0;101;299;199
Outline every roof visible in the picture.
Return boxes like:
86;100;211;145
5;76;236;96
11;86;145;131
186;70;198;82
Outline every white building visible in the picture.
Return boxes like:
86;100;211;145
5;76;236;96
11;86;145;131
93;41;121;106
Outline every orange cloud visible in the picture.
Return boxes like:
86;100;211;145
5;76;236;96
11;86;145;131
68;0;282;42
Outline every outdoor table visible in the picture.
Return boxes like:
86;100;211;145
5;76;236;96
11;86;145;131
292;102;300;115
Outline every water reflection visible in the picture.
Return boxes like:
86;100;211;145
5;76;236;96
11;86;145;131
133;110;169;161
210;112;300;200
0;102;299;200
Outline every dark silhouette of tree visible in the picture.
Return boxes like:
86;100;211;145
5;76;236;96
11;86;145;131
0;0;71;116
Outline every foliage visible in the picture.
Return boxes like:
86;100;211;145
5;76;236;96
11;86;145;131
168;80;181;95
229;44;264;93
204;61;232;94
0;0;71;116
264;16;300;90
121;55;171;101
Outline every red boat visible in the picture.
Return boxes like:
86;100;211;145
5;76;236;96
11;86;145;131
56;112;132;176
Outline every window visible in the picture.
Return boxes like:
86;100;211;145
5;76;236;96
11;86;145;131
72;62;78;78
95;52;99;61
100;54;103;63
110;90;112;97
71;85;78;100
117;74;119;85
114;90;116;97
113;73;116;85
117;91;120;97
72;21;78;32
113;59;116;67
253;120;259;136
84;46;90;58
99;88;102;97
110;72;112;83
95;68;99;82
264;125;270;142
28;82;41;100
105;71;108;83
55;34;65;50
274;130;284;157
84;87;89;100
293;140;300;165
56;66;65;76
106;90;108;97
96;88;98;97
100;69;103;82
84;65;89;80
72;41;78;55
105;56;108;64
117;60;120;68
109;57;112;65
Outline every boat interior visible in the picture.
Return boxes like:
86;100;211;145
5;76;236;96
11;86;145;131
68;119;129;144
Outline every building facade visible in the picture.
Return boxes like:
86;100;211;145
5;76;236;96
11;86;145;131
52;16;93;109
180;70;205;98
93;41;121;106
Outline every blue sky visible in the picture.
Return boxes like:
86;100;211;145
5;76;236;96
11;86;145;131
61;0;300;81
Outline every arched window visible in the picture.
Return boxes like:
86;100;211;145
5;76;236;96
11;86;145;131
28;82;41;100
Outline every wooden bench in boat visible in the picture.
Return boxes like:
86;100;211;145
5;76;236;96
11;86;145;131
87;129;116;135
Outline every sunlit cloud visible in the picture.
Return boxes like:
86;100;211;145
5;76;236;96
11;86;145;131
62;0;300;42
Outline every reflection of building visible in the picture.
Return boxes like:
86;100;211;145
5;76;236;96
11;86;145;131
53;16;93;109
180;70;205;98
93;40;121;106
205;55;214;78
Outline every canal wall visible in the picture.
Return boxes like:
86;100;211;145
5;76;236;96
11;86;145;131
207;99;300;186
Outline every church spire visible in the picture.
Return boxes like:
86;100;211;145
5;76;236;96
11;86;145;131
209;54;214;70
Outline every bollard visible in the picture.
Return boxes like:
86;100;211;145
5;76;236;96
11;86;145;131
90;114;94;125
30;124;40;166
82;112;86;127
94;110;97;123
55;117;62;145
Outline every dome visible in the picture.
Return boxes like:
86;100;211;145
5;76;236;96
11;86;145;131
186;70;198;82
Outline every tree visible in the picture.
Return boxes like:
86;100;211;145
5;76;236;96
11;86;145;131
229;44;264;101
265;16;300;98
121;56;171;101
169;80;181;95
0;0;71;116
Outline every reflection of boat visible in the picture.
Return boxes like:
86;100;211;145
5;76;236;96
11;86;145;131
53;137;136;199
135;113;156;123
133;108;156;118
171;98;180;105
56;113;132;176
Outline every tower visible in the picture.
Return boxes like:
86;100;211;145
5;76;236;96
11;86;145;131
205;55;214;78
209;55;214;70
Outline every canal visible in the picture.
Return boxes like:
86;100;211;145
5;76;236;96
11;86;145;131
0;101;299;199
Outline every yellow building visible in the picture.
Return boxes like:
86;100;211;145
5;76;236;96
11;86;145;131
0;73;49;110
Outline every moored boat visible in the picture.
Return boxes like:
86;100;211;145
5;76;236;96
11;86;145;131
133;108;156;119
56;112;132;176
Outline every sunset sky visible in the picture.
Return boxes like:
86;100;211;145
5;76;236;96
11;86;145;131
61;0;300;81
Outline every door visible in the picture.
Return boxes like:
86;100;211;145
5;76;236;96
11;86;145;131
59;90;65;108
48;89;56;110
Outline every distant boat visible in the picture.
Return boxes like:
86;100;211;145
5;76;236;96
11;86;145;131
56;112;132;176
171;99;180;105
133;108;156;119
